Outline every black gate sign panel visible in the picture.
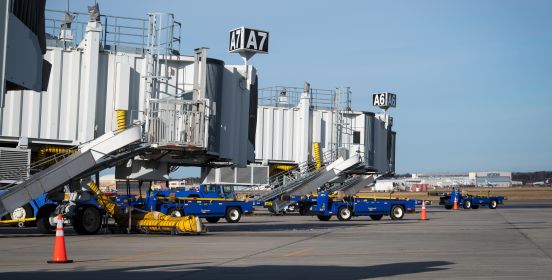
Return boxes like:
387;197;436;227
372;92;397;108
229;27;269;53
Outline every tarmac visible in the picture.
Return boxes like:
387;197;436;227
1;201;551;279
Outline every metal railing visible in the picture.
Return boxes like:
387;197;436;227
258;86;352;111
44;9;181;53
146;99;206;147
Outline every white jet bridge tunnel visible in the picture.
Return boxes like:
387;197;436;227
0;8;259;216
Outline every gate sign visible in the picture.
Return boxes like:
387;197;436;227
372;92;396;109
229;27;269;53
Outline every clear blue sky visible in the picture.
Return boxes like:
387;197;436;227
47;0;552;175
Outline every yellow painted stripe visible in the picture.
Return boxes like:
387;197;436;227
0;218;36;224
283;247;312;257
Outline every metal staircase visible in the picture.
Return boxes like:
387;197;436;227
324;174;378;196
289;154;363;196
256;150;336;203
0;126;143;217
257;151;365;213
324;175;364;193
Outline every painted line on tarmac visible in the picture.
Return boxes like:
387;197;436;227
216;228;338;266
110;247;183;262
283;247;312;257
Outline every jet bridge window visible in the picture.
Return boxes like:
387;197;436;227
353;131;361;144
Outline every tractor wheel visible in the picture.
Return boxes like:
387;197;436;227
317;215;332;221
72;205;102;235
463;200;472;209
168;208;184;217
390;205;405;220
299;206;309;216
370;215;383;221
36;205;57;234
205;217;220;223
337;206;353;221
225;207;242;223
10;204;36;227
489;200;498;209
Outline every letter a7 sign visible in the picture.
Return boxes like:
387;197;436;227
229;27;269;53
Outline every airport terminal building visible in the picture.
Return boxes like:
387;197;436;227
469;172;512;187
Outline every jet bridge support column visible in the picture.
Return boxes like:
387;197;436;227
77;20;102;142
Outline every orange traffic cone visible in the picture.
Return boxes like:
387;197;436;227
47;214;73;263
453;196;459;211
420;200;428;220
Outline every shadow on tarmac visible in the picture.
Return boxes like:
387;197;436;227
2;261;453;280
206;219;415;233
1;219;418;237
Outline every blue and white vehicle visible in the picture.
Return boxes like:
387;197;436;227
117;185;254;223
440;188;505;210
301;191;416;221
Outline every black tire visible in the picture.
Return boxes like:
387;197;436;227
390;205;405;220
370;215;384;221
225;207;242;223
337;206;353;221
299;206;309;216
463;200;472;209
72;205;102;235
205;217;220;223
471;205;480;209
489;200;498;209
444;205;453;210
168;208;184;217
36;205;57;234
317;215;332;221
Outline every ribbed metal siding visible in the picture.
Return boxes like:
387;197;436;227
255;106;301;163
0;147;30;182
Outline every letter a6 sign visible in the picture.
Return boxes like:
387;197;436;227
372;92;397;109
229;27;269;53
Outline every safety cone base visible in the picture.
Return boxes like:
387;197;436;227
47;259;73;264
